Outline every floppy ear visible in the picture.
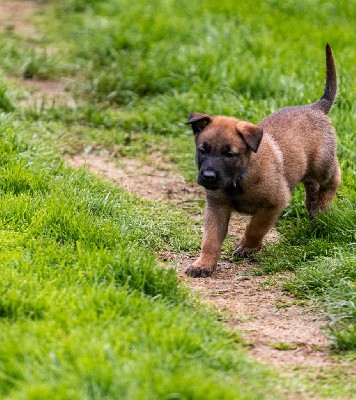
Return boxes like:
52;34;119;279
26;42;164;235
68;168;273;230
237;122;263;153
186;113;212;134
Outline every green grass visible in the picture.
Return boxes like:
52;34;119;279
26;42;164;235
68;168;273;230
0;0;355;397
269;342;299;351
0;78;14;112
286;360;356;399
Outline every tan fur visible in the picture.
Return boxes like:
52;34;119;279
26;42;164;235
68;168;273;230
185;44;341;277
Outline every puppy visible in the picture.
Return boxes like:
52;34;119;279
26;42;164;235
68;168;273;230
185;44;341;277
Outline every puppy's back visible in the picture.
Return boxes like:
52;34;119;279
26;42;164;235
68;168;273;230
259;105;337;189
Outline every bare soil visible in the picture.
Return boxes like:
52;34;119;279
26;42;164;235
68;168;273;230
69;153;203;202
19;78;77;108
0;1;39;37
179;257;331;367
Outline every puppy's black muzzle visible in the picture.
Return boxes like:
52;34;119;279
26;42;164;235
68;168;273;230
202;170;217;182
198;169;220;189
197;153;237;190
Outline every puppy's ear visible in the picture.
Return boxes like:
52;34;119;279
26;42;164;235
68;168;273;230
186;113;212;134
237;122;263;153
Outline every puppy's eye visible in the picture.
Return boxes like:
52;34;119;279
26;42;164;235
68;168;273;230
225;152;237;159
198;148;206;156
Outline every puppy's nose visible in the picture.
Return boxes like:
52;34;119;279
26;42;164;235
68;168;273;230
202;170;217;181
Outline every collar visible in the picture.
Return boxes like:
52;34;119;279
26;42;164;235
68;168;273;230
232;165;248;191
236;164;248;181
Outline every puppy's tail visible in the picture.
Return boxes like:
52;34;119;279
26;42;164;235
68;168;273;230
311;43;337;114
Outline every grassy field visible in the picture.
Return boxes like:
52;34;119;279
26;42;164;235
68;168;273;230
0;0;355;398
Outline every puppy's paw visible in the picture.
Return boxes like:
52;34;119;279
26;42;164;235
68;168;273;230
233;244;260;258
184;265;215;278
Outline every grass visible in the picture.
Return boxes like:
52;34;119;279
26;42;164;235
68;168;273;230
269;342;299;351
0;0;355;397
287;360;356;399
0;78;14;112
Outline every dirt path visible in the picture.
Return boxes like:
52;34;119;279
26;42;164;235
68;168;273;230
0;1;38;37
180;257;331;367
3;0;338;372
19;78;77;108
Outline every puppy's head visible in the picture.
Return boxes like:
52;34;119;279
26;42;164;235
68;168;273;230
186;113;263;190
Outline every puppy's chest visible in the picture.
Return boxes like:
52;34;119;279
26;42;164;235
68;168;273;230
231;194;257;214
225;186;258;214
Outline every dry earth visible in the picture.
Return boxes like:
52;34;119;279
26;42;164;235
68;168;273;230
20;78;77;108
2;0;348;375
0;1;38;37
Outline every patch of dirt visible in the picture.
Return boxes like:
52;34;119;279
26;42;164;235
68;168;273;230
68;153;204;202
68;152;337;369
0;1;39;37
19;78;77;108
177;255;332;368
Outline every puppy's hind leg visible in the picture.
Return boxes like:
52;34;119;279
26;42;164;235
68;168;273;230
304;163;341;219
315;164;341;213
303;178;320;219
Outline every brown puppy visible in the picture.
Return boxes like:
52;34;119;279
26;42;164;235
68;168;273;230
185;44;341;277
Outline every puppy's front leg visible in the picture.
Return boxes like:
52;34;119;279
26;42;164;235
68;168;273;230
233;207;282;257
185;202;231;277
